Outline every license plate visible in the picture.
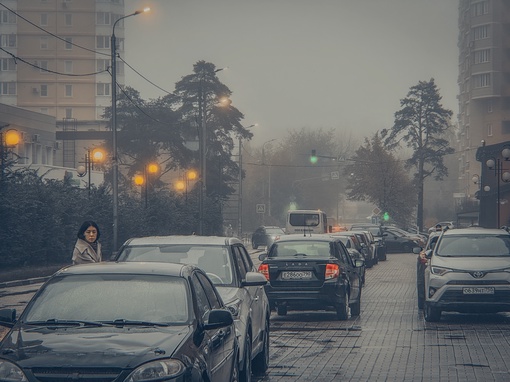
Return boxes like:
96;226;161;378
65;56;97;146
462;287;495;295
281;271;312;279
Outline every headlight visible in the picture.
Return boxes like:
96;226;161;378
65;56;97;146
226;298;242;318
0;359;28;382
430;266;452;276
125;359;185;382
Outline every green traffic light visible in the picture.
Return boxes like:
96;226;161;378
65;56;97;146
310;149;318;164
383;212;389;221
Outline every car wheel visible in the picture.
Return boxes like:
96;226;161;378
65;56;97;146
350;294;361;317
252;242;258;250
402;244;412;253
336;290;350;320
424;303;441;322
239;333;252;382
276;304;287;316
252;317;270;375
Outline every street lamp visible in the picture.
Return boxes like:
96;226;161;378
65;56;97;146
198;66;226;235
111;7;149;253
262;139;276;222
132;162;159;208
76;148;105;196
0;127;20;182
486;147;510;227
175;169;197;204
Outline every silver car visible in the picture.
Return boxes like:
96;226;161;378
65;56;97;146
424;227;510;322
114;236;270;382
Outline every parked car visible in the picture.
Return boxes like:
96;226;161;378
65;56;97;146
413;231;442;309
380;226;424;253
258;234;364;320
350;224;387;261
423;227;510;322
350;230;377;267
251;226;286;249
114;235;270;381
333;234;366;286
0;262;239;381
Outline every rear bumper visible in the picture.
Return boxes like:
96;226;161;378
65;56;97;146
264;283;346;310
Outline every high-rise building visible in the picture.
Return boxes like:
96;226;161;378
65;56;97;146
0;0;125;168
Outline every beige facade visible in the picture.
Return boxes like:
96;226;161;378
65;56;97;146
457;0;510;201
0;0;125;168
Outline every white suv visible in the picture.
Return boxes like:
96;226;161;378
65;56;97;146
424;227;510;322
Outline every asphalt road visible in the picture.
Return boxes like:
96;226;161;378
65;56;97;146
3;252;510;381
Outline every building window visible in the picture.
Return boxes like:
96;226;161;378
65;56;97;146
487;123;493;137
0;10;16;24
96;59;110;71
40;13;48;26
65;13;72;26
40;84;48;97
65;108;73;118
474;48;490;64
1;58;15;71
64;37;72;50
0;82;16;95
64;60;73;74
473;73;491;88
39;60;49;73
96;36;110;49
96;12;111;25
96;83;110;96
65;84;72;97
472;1;489;16
0;34;16;47
473;25;489;40
40;36;49;50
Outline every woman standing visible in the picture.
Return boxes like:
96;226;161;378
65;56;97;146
72;221;102;264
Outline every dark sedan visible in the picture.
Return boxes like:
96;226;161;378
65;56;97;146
258;234;364;320
251;226;286;249
0;262;239;382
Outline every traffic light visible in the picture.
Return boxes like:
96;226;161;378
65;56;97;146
383;212;390;221
310;149;318;164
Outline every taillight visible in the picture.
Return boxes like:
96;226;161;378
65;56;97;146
258;263;270;281
325;263;340;280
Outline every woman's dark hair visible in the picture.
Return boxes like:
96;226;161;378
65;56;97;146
77;221;101;241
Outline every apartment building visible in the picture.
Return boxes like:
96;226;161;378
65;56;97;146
0;0;125;169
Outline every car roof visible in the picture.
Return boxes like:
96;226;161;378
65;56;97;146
121;235;243;246
56;262;193;278
441;227;510;236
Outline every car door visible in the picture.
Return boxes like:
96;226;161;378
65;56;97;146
191;272;236;381
336;241;361;302
235;244;266;352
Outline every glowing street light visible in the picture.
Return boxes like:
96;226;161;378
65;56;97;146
0;127;20;182
76;148;105;196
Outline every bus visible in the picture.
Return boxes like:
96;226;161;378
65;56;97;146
286;209;328;234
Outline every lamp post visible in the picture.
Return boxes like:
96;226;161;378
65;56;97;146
76;148;105;196
132;162;159;208
0;126;19;182
262;139;276;223
486;147;510;228
237;124;256;238
111;7;149;253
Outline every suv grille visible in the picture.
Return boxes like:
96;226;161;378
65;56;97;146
31;367;123;382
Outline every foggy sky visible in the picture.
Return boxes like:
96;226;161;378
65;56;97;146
124;0;459;145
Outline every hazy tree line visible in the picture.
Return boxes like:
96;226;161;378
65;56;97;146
0;63;454;269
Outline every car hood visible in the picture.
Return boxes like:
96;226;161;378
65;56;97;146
432;255;510;271
0;324;191;368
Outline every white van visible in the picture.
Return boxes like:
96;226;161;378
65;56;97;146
286;209;328;234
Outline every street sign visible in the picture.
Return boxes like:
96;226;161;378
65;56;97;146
372;207;381;215
331;171;339;180
256;204;266;214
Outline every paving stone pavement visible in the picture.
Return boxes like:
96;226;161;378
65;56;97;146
253;252;510;382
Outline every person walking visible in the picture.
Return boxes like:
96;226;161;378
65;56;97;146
72;221;102;264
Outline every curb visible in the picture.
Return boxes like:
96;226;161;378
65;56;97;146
0;276;50;289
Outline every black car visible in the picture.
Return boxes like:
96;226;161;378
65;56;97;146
258;234;364;320
0;262;239;382
251;226;286;249
333;234;366;286
350;224;387;261
380;226;424;253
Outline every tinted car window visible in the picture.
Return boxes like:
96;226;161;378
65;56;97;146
436;235;510;257
196;271;223;309
270;241;332;257
232;246;248;280
191;273;212;320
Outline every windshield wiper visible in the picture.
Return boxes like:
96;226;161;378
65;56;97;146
25;319;105;327
101;319;169;327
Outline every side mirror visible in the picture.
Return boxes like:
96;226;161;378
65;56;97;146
354;259;365;268
258;253;267;261
242;271;267;287
425;249;433;259
412;247;422;254
0;308;16;327
204;309;233;330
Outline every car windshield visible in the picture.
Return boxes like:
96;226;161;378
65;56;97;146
269;241;332;257
436;235;510;257
117;245;234;285
24;274;190;324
